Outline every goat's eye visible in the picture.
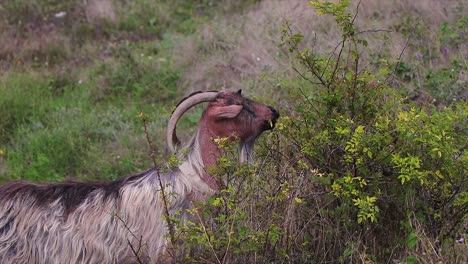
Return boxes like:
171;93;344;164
225;99;237;105
243;105;255;115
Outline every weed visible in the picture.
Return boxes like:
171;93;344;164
174;1;467;263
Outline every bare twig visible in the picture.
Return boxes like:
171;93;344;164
221;218;235;264
284;22;328;87
127;237;144;264
292;66;323;87
321;39;345;80
113;212;147;264
385;18;421;85
351;0;362;25
191;202;223;264
355;29;393;35
385;36;411;85
141;113;177;262
329;40;346;89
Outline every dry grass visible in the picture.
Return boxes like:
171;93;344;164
176;0;466;94
84;0;117;24
0;23;71;68
3;0;464;86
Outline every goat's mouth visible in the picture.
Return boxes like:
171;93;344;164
267;107;280;130
265;118;277;130
268;118;278;130
264;113;279;130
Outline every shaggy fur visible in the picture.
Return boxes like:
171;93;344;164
0;90;278;263
0;133;214;264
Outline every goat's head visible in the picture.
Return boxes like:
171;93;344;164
167;90;279;155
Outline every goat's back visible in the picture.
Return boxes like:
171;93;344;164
0;170;173;264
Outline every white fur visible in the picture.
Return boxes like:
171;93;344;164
0;124;254;263
0;132;217;263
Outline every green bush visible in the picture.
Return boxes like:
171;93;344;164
276;2;466;262
174;1;467;263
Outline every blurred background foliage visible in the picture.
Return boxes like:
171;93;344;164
0;0;466;263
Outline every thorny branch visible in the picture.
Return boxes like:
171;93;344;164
141;113;177;263
385;17;421;85
283;22;328;87
128;237;144;264
191;202;223;264
113;212;147;264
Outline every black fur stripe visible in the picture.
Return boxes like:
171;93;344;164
0;169;153;217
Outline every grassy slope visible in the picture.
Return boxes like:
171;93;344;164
0;0;465;182
0;0;249;182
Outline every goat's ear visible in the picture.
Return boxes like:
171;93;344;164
208;104;243;120
237;89;242;95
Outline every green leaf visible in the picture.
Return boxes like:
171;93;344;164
406;231;418;249
406;255;417;264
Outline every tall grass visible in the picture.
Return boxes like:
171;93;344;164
0;73;54;144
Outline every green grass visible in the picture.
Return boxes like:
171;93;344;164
0;73;55;144
0;69;173;182
0;27;206;182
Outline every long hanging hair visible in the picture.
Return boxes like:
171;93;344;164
0;90;278;263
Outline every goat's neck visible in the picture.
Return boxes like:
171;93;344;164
181;121;226;192
196;123;224;191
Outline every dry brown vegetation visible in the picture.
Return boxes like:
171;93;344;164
1;0;465;90
175;0;466;96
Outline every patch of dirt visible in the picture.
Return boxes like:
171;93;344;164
0;0;151;70
84;0;117;24
0;22;70;69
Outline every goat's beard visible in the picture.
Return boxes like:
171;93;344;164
239;140;254;164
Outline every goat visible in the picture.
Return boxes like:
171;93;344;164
0;90;279;263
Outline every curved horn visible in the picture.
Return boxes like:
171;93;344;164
167;91;219;152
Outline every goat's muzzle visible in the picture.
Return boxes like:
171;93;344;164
265;106;280;130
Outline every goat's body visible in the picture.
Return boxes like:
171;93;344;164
0;90;278;263
0;157;212;263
